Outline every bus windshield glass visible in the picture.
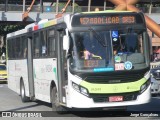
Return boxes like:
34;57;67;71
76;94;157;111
70;30;113;72
70;29;147;72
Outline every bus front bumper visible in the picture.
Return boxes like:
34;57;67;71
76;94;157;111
67;85;151;108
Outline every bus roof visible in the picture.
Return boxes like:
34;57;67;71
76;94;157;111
7;28;28;38
7;18;58;39
7;10;141;39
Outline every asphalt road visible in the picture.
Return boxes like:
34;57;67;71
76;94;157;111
0;83;160;119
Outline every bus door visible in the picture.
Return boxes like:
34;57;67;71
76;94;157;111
56;26;68;104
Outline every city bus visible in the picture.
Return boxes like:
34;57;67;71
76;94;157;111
6;10;151;113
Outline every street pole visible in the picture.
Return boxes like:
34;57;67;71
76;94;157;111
40;0;43;13
104;0;106;11
5;0;8;12
23;0;26;13
72;0;75;13
149;0;152;14
56;0;59;14
88;0;91;12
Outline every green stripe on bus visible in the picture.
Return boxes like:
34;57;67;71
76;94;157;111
53;67;57;80
80;78;147;93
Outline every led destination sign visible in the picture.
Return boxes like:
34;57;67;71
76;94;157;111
80;16;135;25
72;13;144;27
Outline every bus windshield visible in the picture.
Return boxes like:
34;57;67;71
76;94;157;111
70;30;113;72
70;29;148;72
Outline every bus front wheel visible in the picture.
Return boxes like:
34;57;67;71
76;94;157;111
51;86;67;114
20;81;30;102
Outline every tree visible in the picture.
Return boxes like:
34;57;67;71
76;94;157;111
0;23;26;57
0;24;26;36
51;2;82;13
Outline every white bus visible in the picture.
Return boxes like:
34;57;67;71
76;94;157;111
7;10;151;113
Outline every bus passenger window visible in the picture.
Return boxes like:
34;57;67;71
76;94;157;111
8;39;13;59
15;38;21;58
42;45;47;56
48;29;55;57
22;36;28;58
33;33;40;58
23;48;27;58
41;31;47;57
35;49;39;57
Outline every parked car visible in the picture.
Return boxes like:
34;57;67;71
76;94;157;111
0;64;7;81
150;65;160;80
151;75;160;96
0;53;6;64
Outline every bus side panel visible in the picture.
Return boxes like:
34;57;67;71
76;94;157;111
33;58;58;103
15;60;29;96
7;60;16;92
7;59;29;96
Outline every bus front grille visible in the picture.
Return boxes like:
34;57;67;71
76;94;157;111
85;73;144;83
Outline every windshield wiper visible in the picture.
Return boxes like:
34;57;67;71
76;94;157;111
89;27;107;47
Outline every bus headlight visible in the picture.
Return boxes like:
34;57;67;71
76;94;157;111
80;87;88;96
72;82;89;97
140;79;150;94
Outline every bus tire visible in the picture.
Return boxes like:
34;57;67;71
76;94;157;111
20;81;30;102
51;86;67;114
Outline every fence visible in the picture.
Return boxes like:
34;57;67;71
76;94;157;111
150;62;160;69
0;4;160;13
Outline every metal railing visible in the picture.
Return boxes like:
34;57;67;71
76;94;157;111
150;62;160;69
3;4;160;13
139;7;160;13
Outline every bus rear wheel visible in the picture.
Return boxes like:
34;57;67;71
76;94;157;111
51;86;67;114
20;81;30;102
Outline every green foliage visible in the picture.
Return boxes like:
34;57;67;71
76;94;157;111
52;2;82;13
0;24;25;36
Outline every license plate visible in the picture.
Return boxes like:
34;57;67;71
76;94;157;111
115;63;124;70
109;96;123;102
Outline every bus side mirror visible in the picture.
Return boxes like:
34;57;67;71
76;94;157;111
63;35;69;50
